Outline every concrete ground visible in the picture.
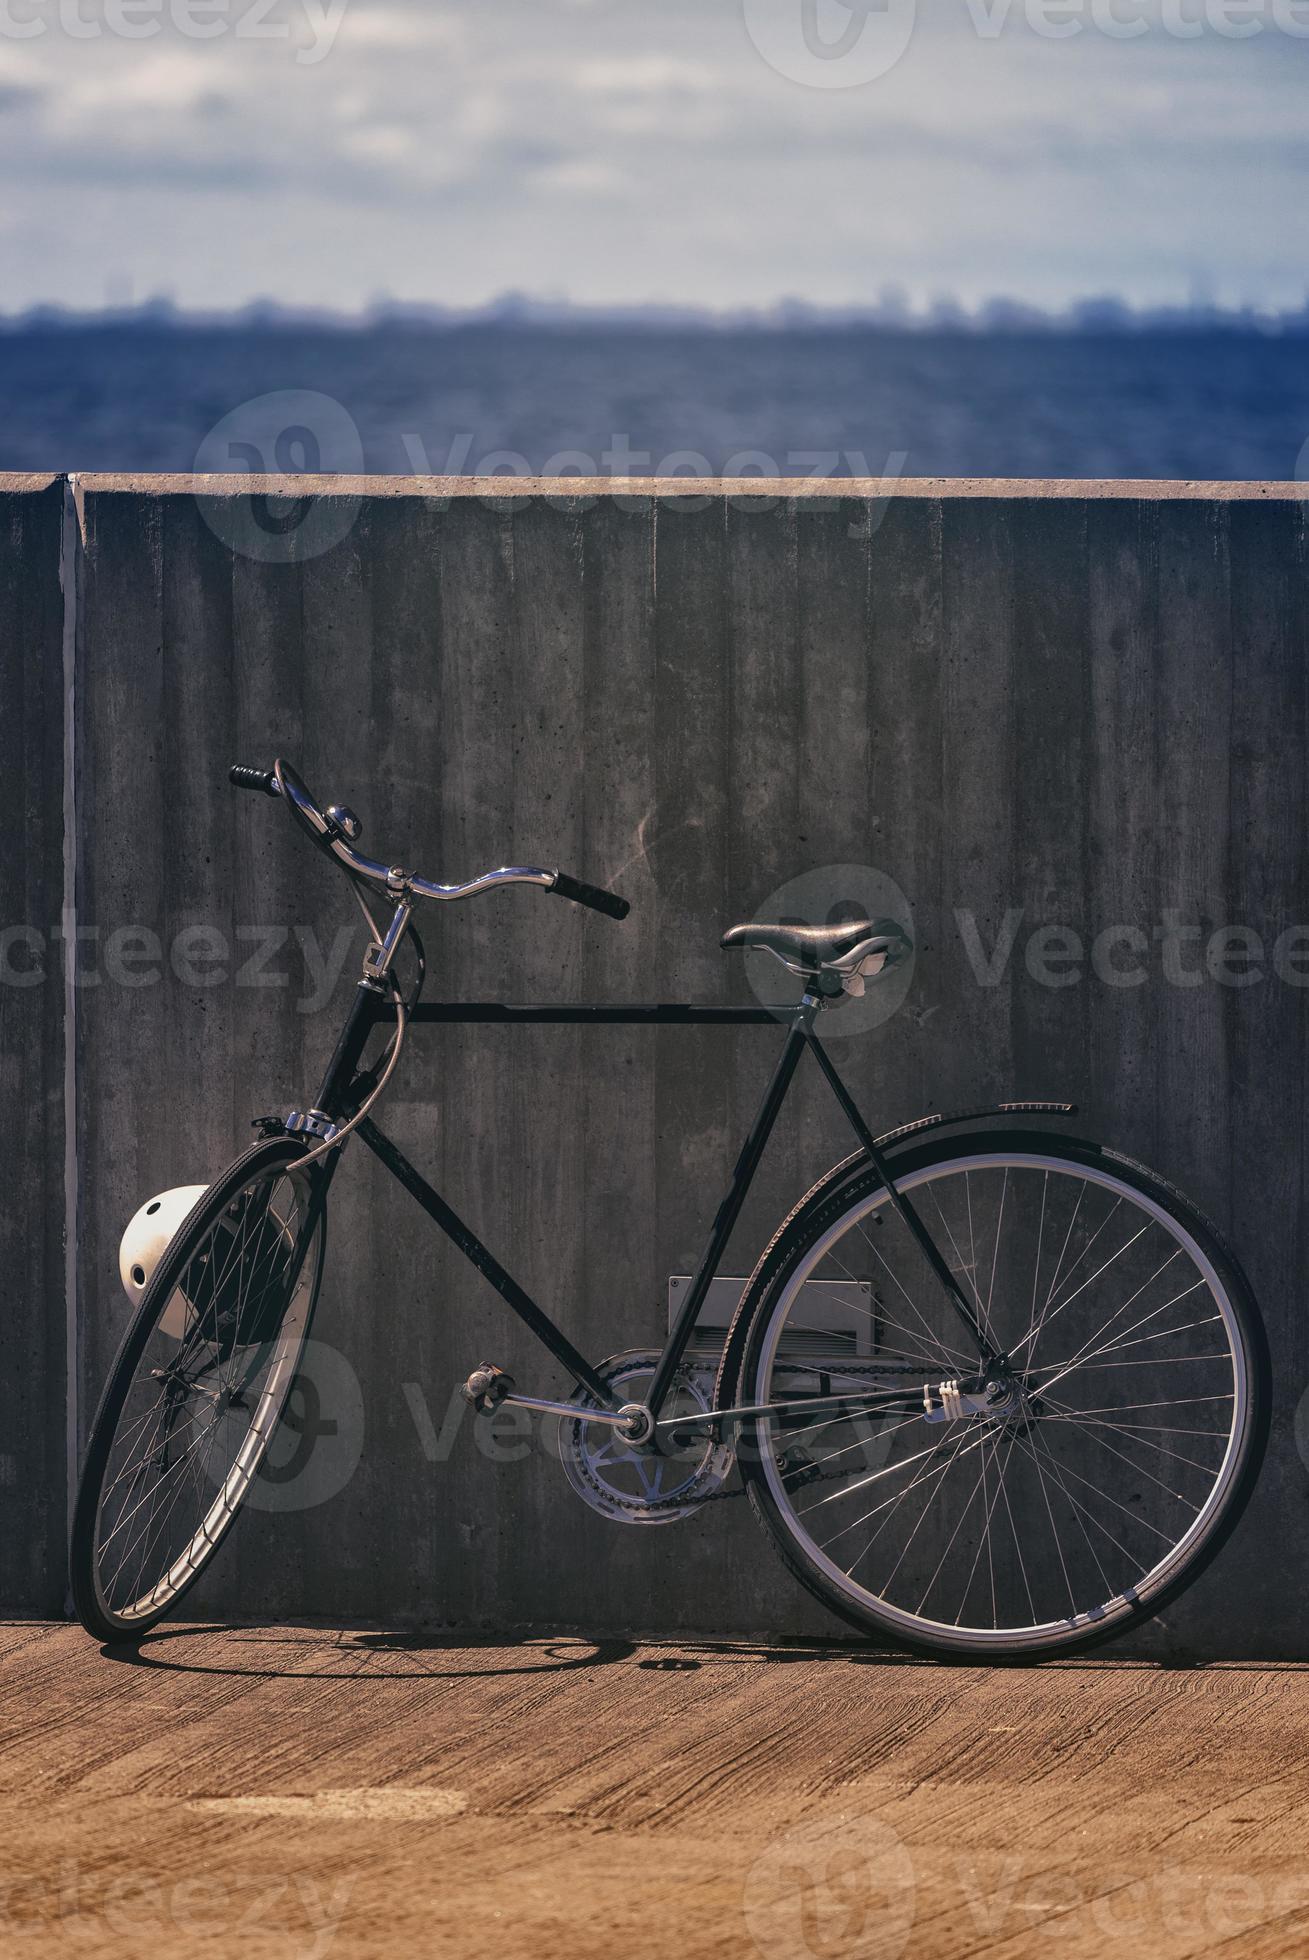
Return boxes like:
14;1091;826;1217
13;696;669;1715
2;1622;1307;1959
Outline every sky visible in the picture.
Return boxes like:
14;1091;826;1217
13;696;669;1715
0;0;1306;315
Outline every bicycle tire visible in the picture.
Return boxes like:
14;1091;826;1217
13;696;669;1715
723;1129;1270;1661
70;1135;327;1642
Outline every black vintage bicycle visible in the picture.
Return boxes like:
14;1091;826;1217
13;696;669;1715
71;759;1271;1658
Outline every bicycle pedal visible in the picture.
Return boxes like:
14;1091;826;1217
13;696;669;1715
462;1363;516;1413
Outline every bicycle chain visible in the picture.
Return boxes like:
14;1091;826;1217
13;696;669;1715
600;1432;881;1516
621;1450;869;1515
569;1361;939;1519
624;1387;1017;1515
672;1363;937;1510
566;1435;739;1517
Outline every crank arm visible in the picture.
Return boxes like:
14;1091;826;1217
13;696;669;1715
498;1390;636;1429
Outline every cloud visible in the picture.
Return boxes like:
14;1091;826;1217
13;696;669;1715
1;0;1307;310
335;5;466;52
338;122;418;163
530;154;623;193
574;54;717;92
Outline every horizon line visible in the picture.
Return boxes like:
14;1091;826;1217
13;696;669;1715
6;290;1309;336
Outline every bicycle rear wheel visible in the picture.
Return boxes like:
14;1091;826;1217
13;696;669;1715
71;1137;327;1641
732;1132;1269;1660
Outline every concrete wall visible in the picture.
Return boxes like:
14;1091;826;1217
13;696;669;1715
0;475;66;1611
7;474;1309;1652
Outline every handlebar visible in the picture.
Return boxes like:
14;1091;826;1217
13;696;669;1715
229;759;631;921
229;765;280;797
548;871;631;922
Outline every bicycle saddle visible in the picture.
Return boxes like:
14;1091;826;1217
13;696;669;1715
720;916;909;979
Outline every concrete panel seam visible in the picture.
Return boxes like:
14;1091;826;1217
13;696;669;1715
60;473;79;1577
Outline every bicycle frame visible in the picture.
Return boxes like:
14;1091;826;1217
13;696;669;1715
306;973;1008;1428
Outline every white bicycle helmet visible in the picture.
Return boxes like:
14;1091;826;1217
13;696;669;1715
119;1180;299;1350
119;1186;208;1336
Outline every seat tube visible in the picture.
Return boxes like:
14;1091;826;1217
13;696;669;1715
646;998;815;1418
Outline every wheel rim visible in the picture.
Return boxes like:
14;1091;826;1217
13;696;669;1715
90;1164;322;1627
753;1154;1251;1652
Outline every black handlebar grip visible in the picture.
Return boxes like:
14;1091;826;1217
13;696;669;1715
229;764;280;797
551;871;631;921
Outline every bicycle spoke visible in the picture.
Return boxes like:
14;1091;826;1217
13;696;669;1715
1039;1396;1219;1489
916;1451;991;1619
983;1167;1008;1351
822;1424;971;1568
797;1274;967;1371
1022;1194;1123;1363
849;1221;971;1370
1008;1425;1143;1571
858;1424;985;1590
1032;1280;1212;1396
959;1426;1002;1628
1026;1417;1080;1616
1014;1219;1153;1363
1025;1424;1117;1603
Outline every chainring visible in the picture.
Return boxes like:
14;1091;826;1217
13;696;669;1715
557;1350;733;1525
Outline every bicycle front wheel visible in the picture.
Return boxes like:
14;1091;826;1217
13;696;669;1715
734;1132;1269;1660
71;1137;327;1641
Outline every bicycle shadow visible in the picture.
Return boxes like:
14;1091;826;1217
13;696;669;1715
91;1623;1257;1678
94;1623;913;1680
94;1622;640;1681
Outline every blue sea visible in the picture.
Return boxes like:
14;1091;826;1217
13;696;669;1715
2;321;1306;481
